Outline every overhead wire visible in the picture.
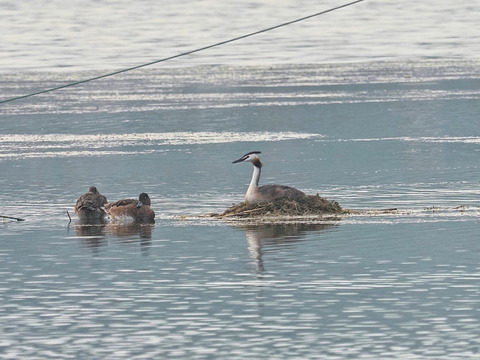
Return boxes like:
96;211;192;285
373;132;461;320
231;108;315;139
0;0;366;104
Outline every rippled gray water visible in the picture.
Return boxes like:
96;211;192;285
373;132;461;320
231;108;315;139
2;0;480;358
1;61;480;359
1;0;479;71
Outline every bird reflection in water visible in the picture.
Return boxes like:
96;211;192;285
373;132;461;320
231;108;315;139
238;223;336;273
108;223;153;241
74;218;108;249
73;220;154;253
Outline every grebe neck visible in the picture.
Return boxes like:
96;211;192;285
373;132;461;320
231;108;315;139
249;163;261;188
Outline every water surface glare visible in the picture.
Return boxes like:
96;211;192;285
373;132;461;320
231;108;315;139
1;61;480;359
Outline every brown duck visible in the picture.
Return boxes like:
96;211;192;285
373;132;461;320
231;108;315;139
74;186;108;221
106;193;155;223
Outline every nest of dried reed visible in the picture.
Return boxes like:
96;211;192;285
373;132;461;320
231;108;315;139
216;194;344;218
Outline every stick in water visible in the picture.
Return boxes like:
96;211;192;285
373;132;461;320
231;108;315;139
0;214;25;221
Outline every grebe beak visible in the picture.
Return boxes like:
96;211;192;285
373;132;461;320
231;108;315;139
232;157;244;164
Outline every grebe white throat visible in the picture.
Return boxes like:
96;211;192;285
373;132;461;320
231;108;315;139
246;155;262;203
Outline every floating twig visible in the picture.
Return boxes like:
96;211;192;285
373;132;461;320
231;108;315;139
0;214;25;222
66;210;72;224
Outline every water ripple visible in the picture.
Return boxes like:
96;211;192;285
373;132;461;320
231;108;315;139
0;132;321;159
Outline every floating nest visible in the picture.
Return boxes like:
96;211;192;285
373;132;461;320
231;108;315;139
214;195;345;219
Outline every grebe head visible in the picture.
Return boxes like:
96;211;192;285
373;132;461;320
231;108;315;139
137;193;151;208
88;186;99;194
232;151;262;167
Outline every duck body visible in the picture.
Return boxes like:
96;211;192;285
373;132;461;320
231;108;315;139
106;193;155;223
74;186;108;221
233;151;306;204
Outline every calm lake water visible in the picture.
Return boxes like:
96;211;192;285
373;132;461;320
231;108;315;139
1;0;480;359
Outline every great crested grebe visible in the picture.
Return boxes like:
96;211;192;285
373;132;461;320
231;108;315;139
105;193;155;223
232;151;306;204
74;186;108;221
